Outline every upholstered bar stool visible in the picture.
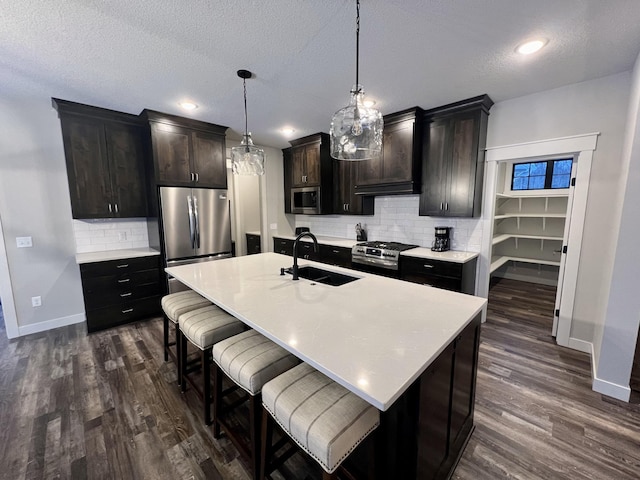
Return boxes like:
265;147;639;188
260;363;380;480
211;330;299;480
178;305;246;425
161;290;211;384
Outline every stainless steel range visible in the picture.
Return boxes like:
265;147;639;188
351;241;419;274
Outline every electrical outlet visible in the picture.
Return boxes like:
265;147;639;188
31;296;42;307
118;231;127;241
16;236;33;248
270;223;278;230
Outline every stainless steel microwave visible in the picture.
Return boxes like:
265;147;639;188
291;186;321;214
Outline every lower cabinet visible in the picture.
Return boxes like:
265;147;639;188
246;233;261;255
79;255;163;333
318;244;352;268
400;256;477;295
273;237;295;256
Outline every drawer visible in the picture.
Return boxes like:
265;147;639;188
80;255;160;276
86;295;161;333
83;279;162;310
297;242;319;261
273;237;294;256
318;244;352;268
400;257;463;279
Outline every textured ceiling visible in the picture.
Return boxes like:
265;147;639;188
2;0;640;148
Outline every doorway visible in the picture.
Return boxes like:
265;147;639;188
478;133;598;352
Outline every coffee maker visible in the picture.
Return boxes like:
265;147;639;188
432;226;452;252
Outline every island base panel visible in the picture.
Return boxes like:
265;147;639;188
371;313;481;479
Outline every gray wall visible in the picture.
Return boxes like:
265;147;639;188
597;51;640;392
0;95;85;333
485;72;631;346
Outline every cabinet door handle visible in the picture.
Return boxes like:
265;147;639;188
120;292;132;297
121;308;134;314
117;278;130;283
195;173;199;182
445;202;449;211
114;203;119;214
440;202;444;210
108;203;112;213
423;264;434;269
191;172;195;182
346;203;350;211
116;264;129;268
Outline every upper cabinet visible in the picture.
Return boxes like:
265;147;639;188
286;133;333;214
142;110;228;189
333;159;374;215
355;107;424;196
52;98;148;219
289;133;331;188
419;95;493;218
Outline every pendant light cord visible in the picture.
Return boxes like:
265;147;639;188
355;0;360;95
243;78;249;139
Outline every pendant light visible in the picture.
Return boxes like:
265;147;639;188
330;0;383;161
231;69;265;175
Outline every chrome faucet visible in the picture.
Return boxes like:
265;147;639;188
291;232;318;280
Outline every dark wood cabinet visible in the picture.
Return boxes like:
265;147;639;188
355;107;423;195
285;133;333;214
143;110;228;189
399;255;477;295
79;255;163;333
420;95;493;218
53;98;148;219
273;237;295;256
333;159;374;215
246;233;261;255
318;244;352;268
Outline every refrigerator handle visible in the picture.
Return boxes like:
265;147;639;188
187;195;196;249
193;195;200;248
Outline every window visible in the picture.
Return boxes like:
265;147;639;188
512;159;572;191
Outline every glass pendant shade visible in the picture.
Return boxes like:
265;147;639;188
231;133;265;176
330;85;383;160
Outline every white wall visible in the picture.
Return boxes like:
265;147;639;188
0;95;85;334
595;52;640;400
261;146;293;252
485;72;631;345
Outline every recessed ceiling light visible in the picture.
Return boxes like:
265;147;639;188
179;101;198;111
516;39;547;55
281;127;296;136
363;98;376;108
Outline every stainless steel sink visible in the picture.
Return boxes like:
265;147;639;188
285;266;360;286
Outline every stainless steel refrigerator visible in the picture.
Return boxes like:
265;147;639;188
159;186;232;293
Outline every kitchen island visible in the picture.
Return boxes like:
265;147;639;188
166;252;486;479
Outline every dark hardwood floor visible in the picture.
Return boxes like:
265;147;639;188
0;279;639;479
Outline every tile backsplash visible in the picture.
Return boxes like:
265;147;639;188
296;195;483;252
73;218;150;253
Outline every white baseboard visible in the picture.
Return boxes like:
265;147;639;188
567;337;592;354
590;342;632;402
18;312;85;337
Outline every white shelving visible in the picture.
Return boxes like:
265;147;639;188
491;187;569;278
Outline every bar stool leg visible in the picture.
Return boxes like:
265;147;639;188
249;396;261;480
163;315;169;362
212;364;222;438
176;327;182;387
203;349;211;425
180;332;188;394
259;409;273;480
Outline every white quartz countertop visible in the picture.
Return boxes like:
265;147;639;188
400;248;478;263
274;234;359;249
245;231;261;236
165;252;486;411
76;248;160;264
274;234;478;263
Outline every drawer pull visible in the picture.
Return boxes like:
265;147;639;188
118;279;130;283
332;250;339;253
120;292;132;297
423;264;434;269
116;264;129;269
121;308;134;314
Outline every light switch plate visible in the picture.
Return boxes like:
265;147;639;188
16;236;33;248
270;223;278;230
31;296;41;307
